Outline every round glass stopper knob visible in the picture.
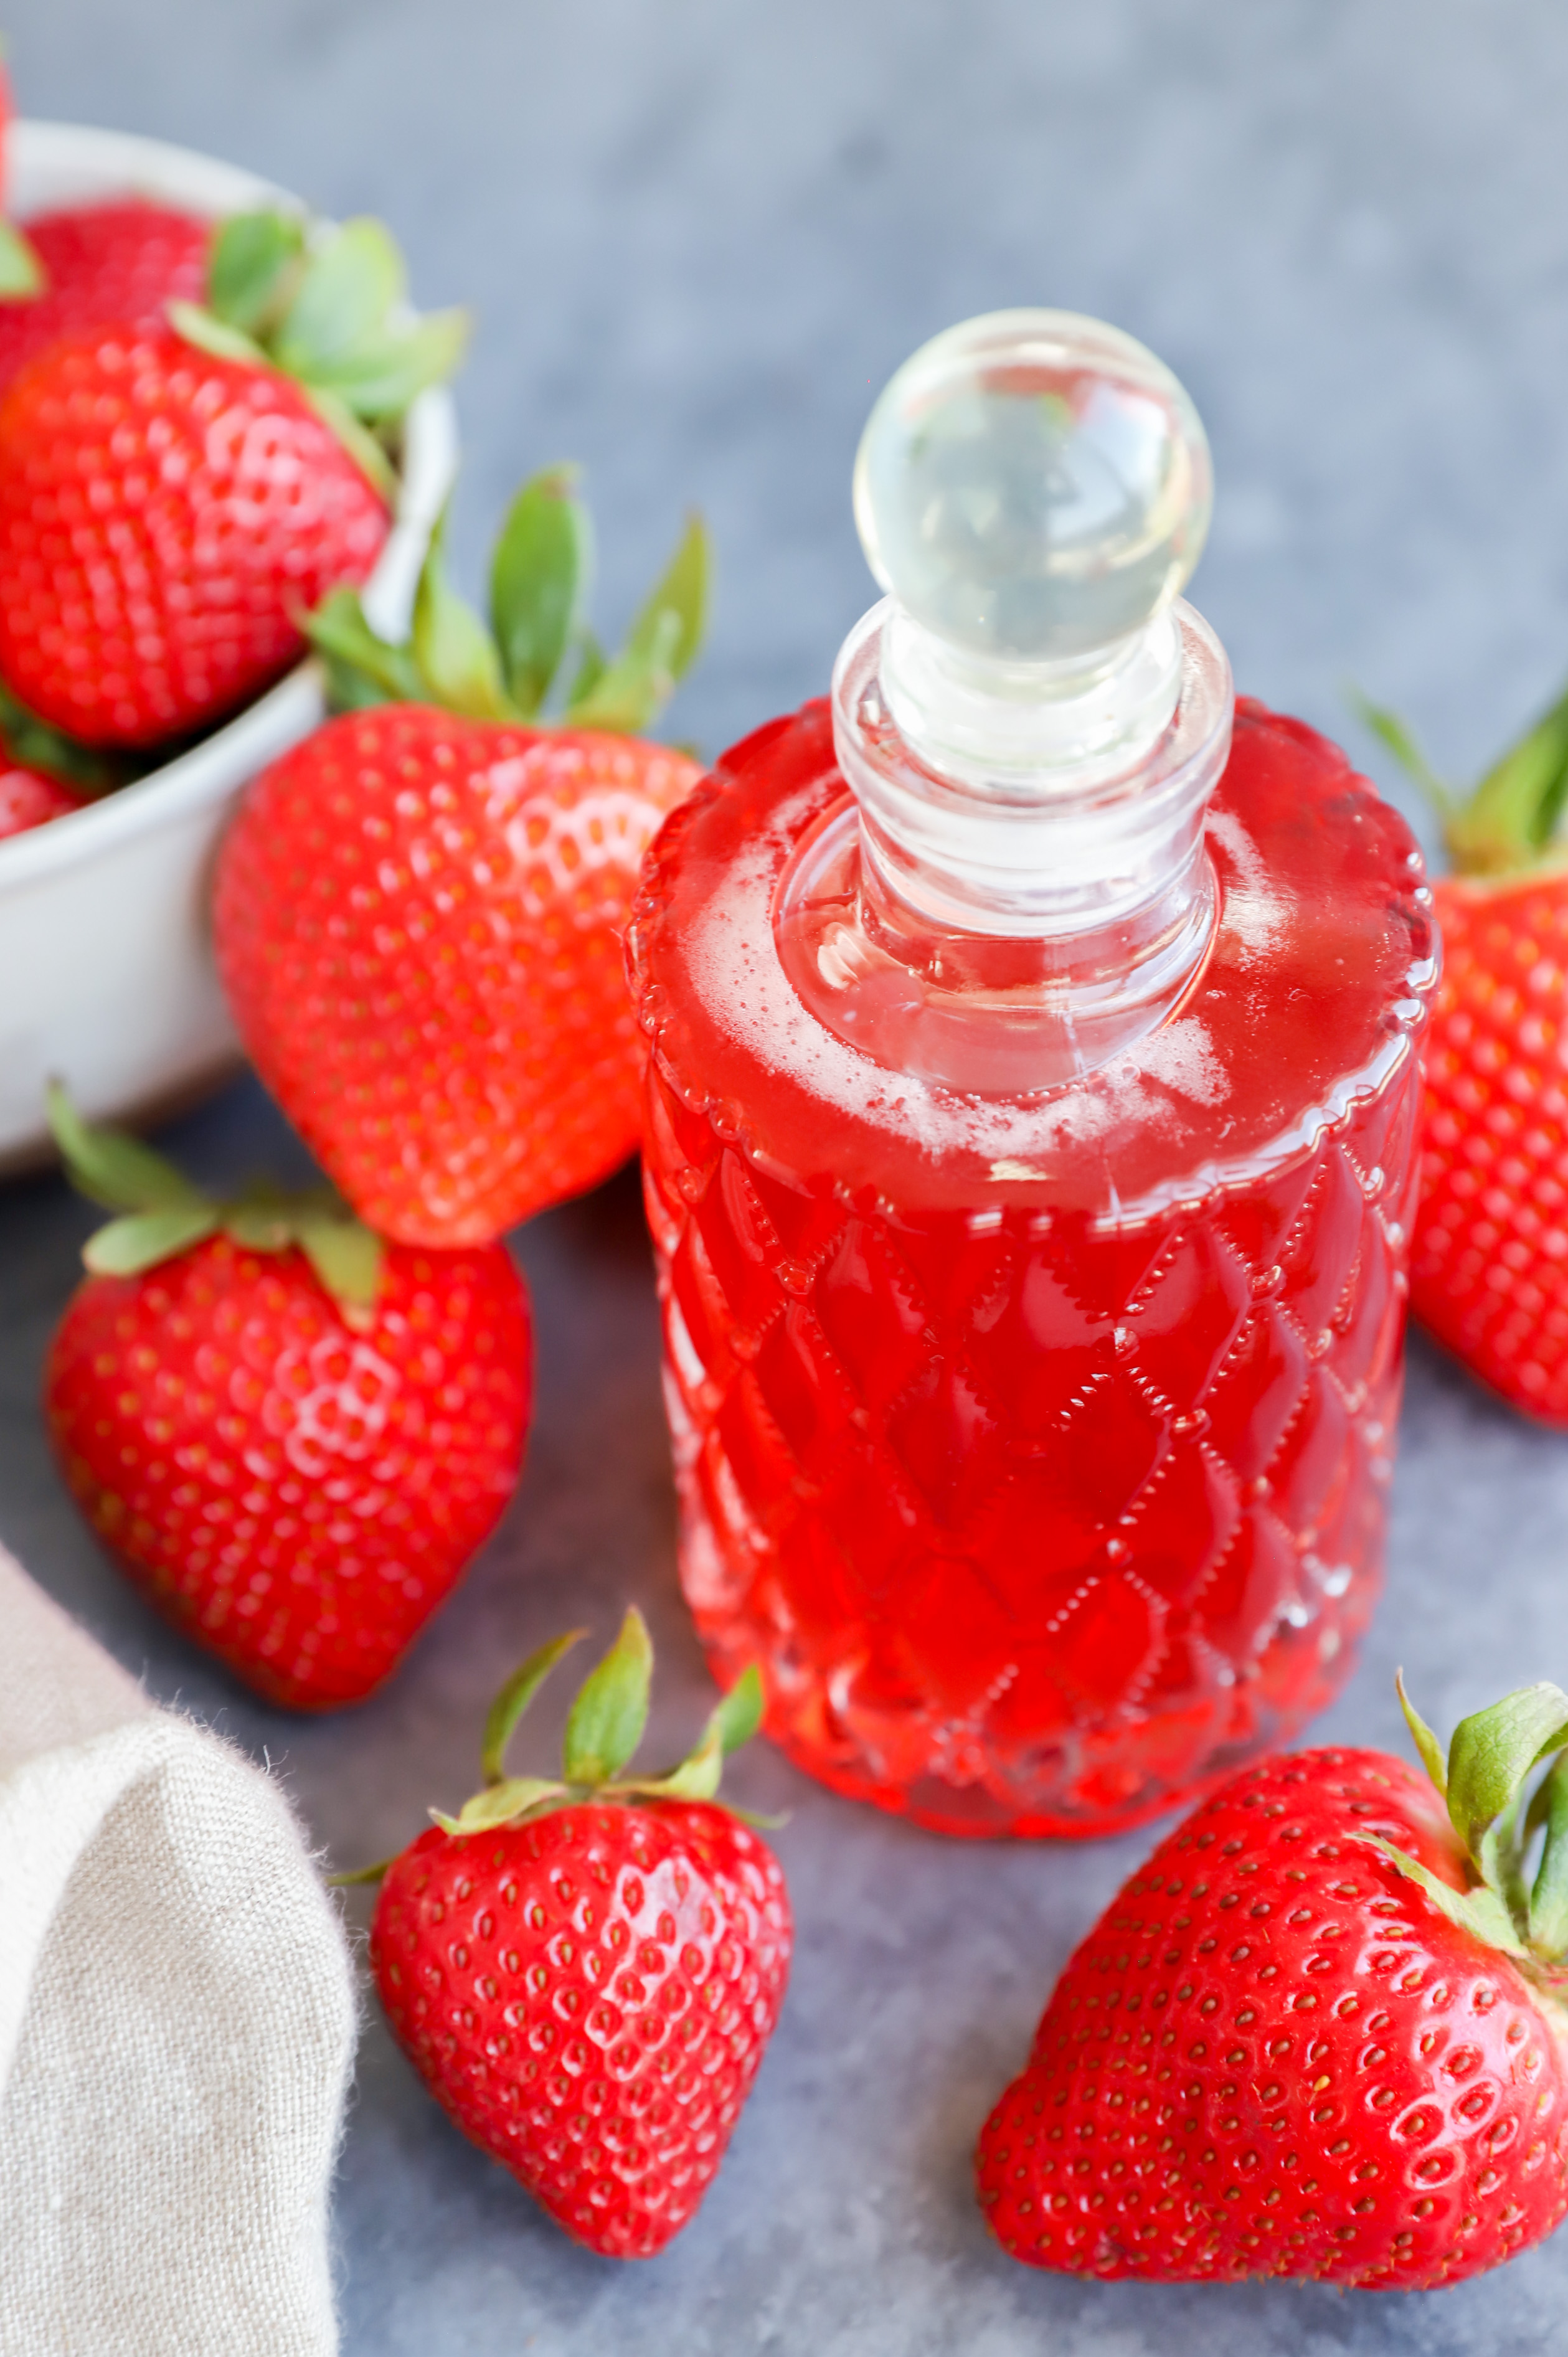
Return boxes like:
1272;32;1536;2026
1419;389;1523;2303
853;309;1213;668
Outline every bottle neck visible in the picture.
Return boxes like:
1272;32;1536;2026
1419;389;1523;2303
773;597;1235;1093
831;595;1234;946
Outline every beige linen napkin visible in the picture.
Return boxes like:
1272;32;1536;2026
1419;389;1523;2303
0;1546;355;2356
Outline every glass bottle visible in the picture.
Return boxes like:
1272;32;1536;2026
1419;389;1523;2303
630;311;1437;1838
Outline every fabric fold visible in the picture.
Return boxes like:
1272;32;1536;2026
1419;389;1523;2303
0;1547;354;2357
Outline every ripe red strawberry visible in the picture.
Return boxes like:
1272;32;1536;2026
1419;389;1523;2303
214;468;708;1243
0;199;209;390
1363;691;1568;1420
977;1674;1568;2287
44;1085;531;1709
0;207;465;748
0;738;82;836
358;1610;790;2257
0;664;128;826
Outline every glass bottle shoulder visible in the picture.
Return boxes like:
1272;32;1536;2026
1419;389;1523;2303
630;696;1438;1222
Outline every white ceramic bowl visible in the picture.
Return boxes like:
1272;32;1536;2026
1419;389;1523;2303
0;121;457;1170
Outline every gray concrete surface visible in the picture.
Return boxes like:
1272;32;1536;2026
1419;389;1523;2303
8;1;1568;2349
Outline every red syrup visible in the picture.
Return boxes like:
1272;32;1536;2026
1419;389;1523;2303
630;696;1437;1838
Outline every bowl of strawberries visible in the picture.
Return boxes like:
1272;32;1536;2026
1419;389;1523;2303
0;114;460;1170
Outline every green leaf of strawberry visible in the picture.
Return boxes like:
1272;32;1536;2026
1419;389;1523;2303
1447;1681;1568;1891
1356;1671;1568;1967
293;1209;384;1311
711;1661;765;1755
164;297;270;370
47;1080;206;1212
568;514;709;733
303;463;710;739
1531;1759;1568;1955
205;209;305;338
605;1667;781;1822
85;1204;225;1275
47;1082;384;1313
562;1606;654;1784
304;314;470;425
643;1717;727;1803
1354;1834;1529;1958
0;682;123;796
306;583;427;710
168;207;468;489
338;1607;768;1861
479;1630;587;1786
434;1777;567;1836
0;216;43;300
489;465;593;716
564;628;608;709
1356;681;1568;877
1395;1666;1448;1794
270;216;404;376
411;516;512;722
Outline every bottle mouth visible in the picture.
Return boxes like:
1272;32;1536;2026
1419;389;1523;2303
831;597;1235;943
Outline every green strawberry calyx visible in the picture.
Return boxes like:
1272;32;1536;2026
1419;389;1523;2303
304;463;710;738
48;1080;384;1316
0;34;44;298
1358;685;1568;881
0;214;44;300
331;1608;770;1885
1354;1671;1568;1997
0;679;129;796
167;209;469;503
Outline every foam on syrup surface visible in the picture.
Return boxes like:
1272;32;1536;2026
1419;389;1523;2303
656;700;1433;1219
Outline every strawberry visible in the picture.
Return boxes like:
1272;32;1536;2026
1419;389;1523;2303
977;1673;1568;2287
0;661;128;832
44;1085;531;1710
1363;691;1568;1420
0;199;209;390
214;468;708;1244
0;207;465;748
0;743;80;837
354;1610;790;2257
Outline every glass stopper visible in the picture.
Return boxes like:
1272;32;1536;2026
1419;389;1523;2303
853;309;1213;668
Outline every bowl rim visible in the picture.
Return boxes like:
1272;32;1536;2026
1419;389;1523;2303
0;118;455;888
12;116;295;217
